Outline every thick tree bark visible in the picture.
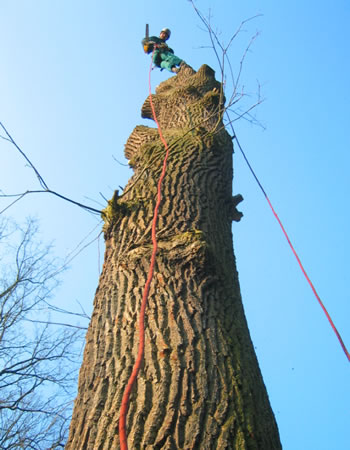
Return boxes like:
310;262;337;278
67;65;281;449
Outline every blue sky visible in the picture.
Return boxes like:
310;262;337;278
1;1;349;448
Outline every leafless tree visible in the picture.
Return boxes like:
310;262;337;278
0;217;87;449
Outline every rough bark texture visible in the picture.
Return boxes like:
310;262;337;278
67;64;282;449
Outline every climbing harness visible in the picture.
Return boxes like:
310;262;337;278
118;56;171;450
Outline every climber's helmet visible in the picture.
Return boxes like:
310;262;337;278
160;28;171;40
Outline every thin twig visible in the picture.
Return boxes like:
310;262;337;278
112;154;129;167
0;121;48;190
189;0;263;137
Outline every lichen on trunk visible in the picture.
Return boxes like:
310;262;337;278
67;64;281;449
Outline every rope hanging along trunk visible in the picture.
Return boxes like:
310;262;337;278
118;57;172;450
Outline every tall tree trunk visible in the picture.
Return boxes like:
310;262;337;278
67;65;281;449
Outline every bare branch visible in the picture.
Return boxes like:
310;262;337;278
0;193;27;215
23;319;88;330
189;0;263;136
0;122;48;190
0;122;103;215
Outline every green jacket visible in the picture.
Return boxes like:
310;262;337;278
142;35;174;67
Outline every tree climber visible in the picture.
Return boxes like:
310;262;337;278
142;28;183;74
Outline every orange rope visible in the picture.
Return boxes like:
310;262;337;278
119;59;171;449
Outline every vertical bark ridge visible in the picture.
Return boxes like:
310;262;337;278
67;64;281;449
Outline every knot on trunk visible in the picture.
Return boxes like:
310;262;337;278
229;194;244;222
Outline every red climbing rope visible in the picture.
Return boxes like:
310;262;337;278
230;124;350;363
265;195;350;362
119;60;171;449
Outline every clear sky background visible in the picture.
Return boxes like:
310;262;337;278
1;1;349;449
